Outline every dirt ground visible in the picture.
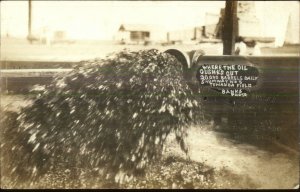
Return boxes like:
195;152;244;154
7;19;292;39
1;38;299;62
173;126;299;189
1;94;298;189
0;38;221;62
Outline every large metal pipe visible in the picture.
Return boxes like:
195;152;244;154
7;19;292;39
164;49;205;69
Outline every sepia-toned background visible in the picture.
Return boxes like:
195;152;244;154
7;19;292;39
1;1;299;61
1;1;299;189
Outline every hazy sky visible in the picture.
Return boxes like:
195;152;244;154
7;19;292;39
1;1;299;44
0;1;225;40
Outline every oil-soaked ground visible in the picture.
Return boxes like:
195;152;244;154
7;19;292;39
1;94;299;189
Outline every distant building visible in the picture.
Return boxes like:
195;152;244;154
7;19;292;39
201;3;276;46
167;2;298;48
284;10;300;45
203;12;222;39
31;27;72;45
236;1;299;47
167;27;203;44
236;2;271;43
166;11;223;44
116;24;152;44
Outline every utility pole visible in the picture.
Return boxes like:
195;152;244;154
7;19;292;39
27;0;32;43
222;0;238;55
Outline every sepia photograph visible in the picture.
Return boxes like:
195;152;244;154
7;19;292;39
0;0;299;189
